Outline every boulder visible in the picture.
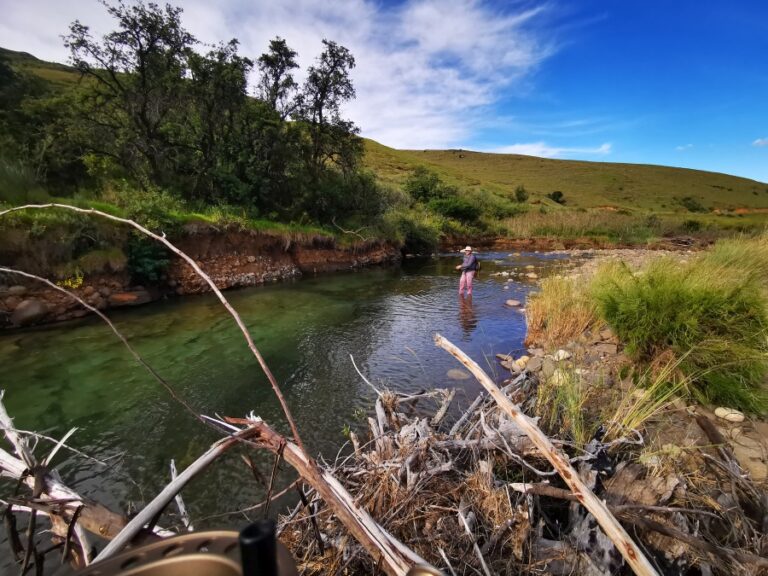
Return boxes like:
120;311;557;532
496;353;513;362
11;299;49;326
505;299;522;307
99;287;112;297
525;272;538;279
541;358;556;379
593;342;618;356
714;407;745;423
7;285;27;296
82;285;96;297
447;368;471;380
4;296;22;311
501;360;521;373
527;348;545;358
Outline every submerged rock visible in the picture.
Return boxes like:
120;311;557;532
505;299;522;307
446;368;471;380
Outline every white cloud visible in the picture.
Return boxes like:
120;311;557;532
676;143;694;151
490;141;612;158
753;138;768;147
0;0;556;149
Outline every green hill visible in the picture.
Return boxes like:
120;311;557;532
363;139;768;213
0;47;79;88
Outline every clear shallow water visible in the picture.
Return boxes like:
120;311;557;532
0;251;576;555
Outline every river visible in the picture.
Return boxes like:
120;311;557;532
0;250;577;560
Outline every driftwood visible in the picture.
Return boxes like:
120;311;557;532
434;333;660;576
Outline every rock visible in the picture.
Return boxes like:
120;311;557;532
109;290;153;307
99;287;112;297
503;285;509;290
549;368;569;386
525;265;535;270
10;299;49;326
525;272;538;279
515;355;530;371
501;271;510;277
5;296;22;310
528;348;545;357
505;299;522;307
599;328;616;342
501;360;521;373
82;285;96;297
731;436;766;482
714;407;745;423
447;368;471;380
496;353;513;362
247;255;256;263
8;285;27;296
553;349;571;361
541;358;556;379
0;285;8;294
593;342;618;356
526;357;543;372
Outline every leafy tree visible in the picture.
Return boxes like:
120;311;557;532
297;40;361;181
64;1;196;188
514;184;529;203
257;37;299;119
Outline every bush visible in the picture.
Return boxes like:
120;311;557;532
384;208;441;254
681;219;701;233
547;190;566;204
427;197;481;223
0;157;49;204
514;184;529;203
680;196;706;213
403;166;443;202
591;250;768;412
127;234;170;284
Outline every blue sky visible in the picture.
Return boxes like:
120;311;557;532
1;0;766;182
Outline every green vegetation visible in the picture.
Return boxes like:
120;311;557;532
527;235;768;413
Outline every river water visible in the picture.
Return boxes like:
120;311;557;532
0;250;577;553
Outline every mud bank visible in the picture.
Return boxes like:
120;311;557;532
0;228;400;328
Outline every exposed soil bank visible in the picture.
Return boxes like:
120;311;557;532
0;228;400;328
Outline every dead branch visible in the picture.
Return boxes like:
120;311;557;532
169;460;193;531
434;333;660;576
430;389;456;428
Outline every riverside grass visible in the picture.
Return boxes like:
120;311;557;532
526;235;768;413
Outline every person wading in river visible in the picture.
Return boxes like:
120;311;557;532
456;246;479;297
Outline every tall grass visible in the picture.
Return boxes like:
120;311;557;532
525;276;597;347
0;158;49;205
591;240;768;412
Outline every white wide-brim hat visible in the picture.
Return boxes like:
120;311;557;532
462;246;472;252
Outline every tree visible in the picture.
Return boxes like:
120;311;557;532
514;184;528;203
63;1;196;188
298;40;361;181
257;37;299;119
547;190;566;204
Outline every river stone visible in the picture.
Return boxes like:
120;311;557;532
505;299;521;307
496;353;513;362
714;407;745;423
11;299;48;326
541;358;556;379
552;349;571;361
525;356;543;373
8;285;27;296
82;285;96;297
528;348;545;358
525;265;535;270
109;290;153;307
525;272;538;279
5;296;22;310
731;436;767;481
99;287;112;297
549;368;569;386
594;342;618;356
515;355;530;371
247;255;256;263
447;368;471;380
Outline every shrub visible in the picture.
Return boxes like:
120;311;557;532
0;157;49;204
403;166;443;202
383;208;441;254
127;234;170;284
547;190;566;204
591;252;768;412
681;219;701;233
514;184;529;203
680;196;706;213
427;197;481;223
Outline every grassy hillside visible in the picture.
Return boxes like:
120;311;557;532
364;140;768;212
0;47;79;88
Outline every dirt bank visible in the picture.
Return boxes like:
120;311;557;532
441;235;711;252
0;227;400;328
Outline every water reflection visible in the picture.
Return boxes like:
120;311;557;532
458;294;478;339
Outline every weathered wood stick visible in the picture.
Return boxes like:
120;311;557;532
225;417;433;576
169;460;194;531
95;428;258;560
448;392;485;436
434;333;660;576
430;389;456;427
0;204;304;453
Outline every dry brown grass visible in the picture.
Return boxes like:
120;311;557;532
525;275;598;348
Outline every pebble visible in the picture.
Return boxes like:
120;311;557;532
526;272;538;279
505;299;521;307
714;407;745;423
